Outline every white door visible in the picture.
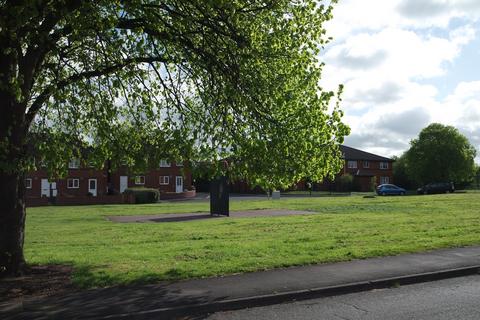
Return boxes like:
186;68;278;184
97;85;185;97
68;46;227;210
41;179;49;196
88;179;97;196
41;179;57;197
120;176;128;193
175;176;183;193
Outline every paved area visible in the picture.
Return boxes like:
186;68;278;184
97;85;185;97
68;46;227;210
2;246;479;319
107;209;315;223
207;275;480;320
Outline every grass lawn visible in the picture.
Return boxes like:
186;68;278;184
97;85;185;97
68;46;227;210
25;193;480;288
281;190;352;196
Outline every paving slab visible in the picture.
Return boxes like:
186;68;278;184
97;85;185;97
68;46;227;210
107;209;315;223
1;246;480;320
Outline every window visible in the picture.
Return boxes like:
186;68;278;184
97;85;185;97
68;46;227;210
380;176;390;184
25;178;32;189
347;160;357;169
159;159;171;167
67;178;80;189
68;158;80;169
135;176;145;185
363;161;370;168
176;161;183;167
380;162;389;169
159;176;170;185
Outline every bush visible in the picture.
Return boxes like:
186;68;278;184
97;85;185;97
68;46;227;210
338;174;353;192
370;176;377;192
123;188;160;204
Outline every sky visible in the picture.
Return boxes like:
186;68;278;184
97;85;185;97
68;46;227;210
320;0;480;161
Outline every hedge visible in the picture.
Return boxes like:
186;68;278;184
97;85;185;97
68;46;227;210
123;188;160;204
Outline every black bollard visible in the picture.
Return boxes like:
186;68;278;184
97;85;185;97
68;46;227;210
210;176;229;216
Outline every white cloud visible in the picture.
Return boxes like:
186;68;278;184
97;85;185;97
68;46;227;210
324;0;480;40
398;0;480;20
343;81;480;159
435;80;480;128
318;1;480;161
323;27;473;89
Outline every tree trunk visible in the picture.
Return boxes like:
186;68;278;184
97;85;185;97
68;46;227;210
0;88;29;277
0;19;33;277
0;171;28;276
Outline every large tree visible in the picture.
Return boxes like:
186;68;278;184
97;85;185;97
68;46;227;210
404;123;476;185
392;154;415;190
0;1;349;276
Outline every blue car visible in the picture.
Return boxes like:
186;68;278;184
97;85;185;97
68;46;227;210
376;184;406;196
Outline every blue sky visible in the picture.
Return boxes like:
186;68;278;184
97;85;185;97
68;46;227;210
320;0;480;161
427;23;480;98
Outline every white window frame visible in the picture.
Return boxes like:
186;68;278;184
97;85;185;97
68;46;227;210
135;176;145;185
363;161;370;168
380;176;390;184
176;161;183;167
67;178;80;189
159;176;170;185
347;160;357;169
159;159;171;167
68;158;80;169
380;162;389;169
25;178;32;189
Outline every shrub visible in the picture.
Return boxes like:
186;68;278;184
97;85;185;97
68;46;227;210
338;174;353;192
123;188;160;204
370;176;377;192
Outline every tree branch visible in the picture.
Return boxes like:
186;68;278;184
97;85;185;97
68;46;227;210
25;56;169;124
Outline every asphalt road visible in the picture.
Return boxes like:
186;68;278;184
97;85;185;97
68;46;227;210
203;275;480;320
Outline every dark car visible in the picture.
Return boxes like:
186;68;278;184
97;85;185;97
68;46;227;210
376;184;406;196
417;182;455;195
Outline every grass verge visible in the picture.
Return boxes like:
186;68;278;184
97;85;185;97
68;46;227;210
24;193;480;288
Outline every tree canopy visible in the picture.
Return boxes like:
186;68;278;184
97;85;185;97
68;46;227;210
1;1;349;275
1;0;348;188
404;123;476;186
392;155;415;190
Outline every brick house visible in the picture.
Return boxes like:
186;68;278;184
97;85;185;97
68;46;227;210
25;159;194;206
334;145;394;191
226;145;394;193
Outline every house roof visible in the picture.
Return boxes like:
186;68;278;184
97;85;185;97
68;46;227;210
340;145;393;162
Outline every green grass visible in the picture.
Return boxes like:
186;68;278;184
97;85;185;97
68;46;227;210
281;190;352;196
24;193;480;288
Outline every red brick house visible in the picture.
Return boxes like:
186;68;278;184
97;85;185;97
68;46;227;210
330;145;394;192
227;145;394;193
25;159;194;206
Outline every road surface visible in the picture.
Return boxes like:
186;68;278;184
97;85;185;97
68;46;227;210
204;275;480;320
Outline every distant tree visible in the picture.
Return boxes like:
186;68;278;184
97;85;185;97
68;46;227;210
1;1;348;276
392;154;415;190
404;124;476;186
474;165;480;189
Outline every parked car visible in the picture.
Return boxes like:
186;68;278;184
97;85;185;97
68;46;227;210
376;184;406;196
417;182;455;195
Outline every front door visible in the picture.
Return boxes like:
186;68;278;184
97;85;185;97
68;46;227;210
120;176;128;193
175;176;183;193
41;179;49;196
88;179;97;196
